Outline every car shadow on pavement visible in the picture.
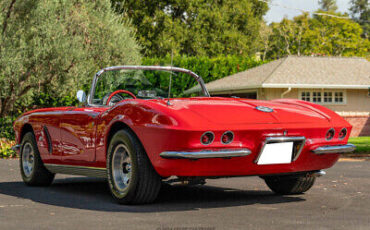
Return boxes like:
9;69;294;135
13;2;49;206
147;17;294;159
0;177;305;212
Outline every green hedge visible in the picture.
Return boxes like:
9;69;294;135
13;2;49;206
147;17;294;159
142;55;266;97
0;116;16;140
142;55;266;84
32;92;78;109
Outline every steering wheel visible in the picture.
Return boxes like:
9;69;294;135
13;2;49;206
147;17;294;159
106;90;136;106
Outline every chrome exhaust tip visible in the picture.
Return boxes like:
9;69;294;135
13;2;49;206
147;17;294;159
311;170;326;177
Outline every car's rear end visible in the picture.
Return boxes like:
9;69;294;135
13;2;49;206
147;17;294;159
139;124;353;178
133;97;355;178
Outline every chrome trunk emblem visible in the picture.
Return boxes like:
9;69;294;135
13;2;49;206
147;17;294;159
256;106;274;113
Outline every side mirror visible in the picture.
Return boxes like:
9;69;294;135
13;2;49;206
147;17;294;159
76;90;86;103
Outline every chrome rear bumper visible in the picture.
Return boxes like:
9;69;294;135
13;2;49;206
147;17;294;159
160;149;251;159
312;144;356;155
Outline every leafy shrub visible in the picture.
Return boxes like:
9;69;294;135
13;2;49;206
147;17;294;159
32;92;78;109
0;116;16;139
0;0;141;117
0;138;17;158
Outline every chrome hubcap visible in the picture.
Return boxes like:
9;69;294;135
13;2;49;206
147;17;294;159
112;144;132;192
22;142;35;177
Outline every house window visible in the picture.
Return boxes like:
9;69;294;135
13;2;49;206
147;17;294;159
335;92;344;103
312;92;322;103
299;90;345;104
301;92;310;101
324;92;332;103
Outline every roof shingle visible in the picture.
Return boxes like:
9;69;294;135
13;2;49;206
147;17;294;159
198;56;370;93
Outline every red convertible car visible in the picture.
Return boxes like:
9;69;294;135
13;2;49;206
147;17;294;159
13;66;355;204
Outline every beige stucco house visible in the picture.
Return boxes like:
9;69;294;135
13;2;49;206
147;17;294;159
196;56;370;136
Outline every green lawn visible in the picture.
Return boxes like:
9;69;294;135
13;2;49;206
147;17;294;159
348;137;370;154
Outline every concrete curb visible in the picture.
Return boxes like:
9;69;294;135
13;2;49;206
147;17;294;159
340;154;370;161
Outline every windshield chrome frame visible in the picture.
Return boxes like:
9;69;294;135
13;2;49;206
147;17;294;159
88;65;210;106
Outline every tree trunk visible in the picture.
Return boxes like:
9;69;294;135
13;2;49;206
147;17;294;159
2;0;17;35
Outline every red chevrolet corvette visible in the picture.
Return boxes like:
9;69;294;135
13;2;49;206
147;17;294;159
13;66;355;204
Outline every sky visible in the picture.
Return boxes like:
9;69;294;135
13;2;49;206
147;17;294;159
264;0;352;23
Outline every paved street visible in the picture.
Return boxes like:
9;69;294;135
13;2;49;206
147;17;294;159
0;159;369;230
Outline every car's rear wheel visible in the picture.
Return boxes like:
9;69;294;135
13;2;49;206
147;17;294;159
107;129;161;204
20;132;55;186
263;174;316;195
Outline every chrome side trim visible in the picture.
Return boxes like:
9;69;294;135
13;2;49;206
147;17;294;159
159;149;251;159
254;136;306;163
312;144;356;154
43;125;53;154
44;164;107;178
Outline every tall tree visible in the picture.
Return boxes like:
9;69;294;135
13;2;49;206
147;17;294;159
265;12;369;58
112;0;268;57
311;11;367;56
258;22;273;61
349;0;369;38
319;0;338;11
267;14;312;58
0;0;141;117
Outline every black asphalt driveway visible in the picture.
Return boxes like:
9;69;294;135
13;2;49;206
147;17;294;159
0;159;369;230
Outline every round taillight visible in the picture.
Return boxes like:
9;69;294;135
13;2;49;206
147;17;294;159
201;132;214;145
339;128;347;140
221;131;234;144
326;128;335;141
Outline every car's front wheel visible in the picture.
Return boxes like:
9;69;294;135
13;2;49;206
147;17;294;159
263;174;316;195
107;129;161;204
20;132;55;186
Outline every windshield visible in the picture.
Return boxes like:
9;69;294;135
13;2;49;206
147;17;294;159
90;67;208;106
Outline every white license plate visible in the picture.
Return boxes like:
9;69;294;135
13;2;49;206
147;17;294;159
257;142;293;165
